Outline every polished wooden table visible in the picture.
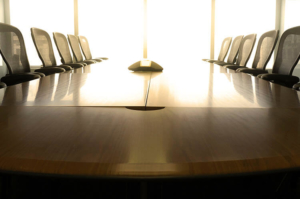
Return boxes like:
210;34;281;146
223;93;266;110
0;61;300;179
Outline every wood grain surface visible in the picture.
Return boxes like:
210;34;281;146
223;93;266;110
0;106;300;178
0;61;299;178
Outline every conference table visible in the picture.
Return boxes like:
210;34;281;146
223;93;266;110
1;60;300;181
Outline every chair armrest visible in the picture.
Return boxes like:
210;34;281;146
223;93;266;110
58;65;73;71
1;74;40;86
35;67;65;76
207;59;219;63
92;59;102;62
95;57;108;60
213;61;226;65
66;63;85;69
78;62;88;66
223;64;236;67
237;68;268;76
225;65;246;71
83;60;97;65
0;82;7;89
217;62;230;66
293;83;300;91
258;74;299;88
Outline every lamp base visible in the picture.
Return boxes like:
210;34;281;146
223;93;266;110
128;60;163;72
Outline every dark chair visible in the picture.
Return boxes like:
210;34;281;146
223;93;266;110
53;32;86;68
213;35;244;66
0;23;65;86
67;34;97;65
0;82;6;88
78;35;108;62
202;37;232;63
223;34;257;70
254;26;300;88
237;30;279;75
31;28;73;71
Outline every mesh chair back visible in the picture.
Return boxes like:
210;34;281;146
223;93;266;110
236;34;257;66
252;30;279;70
68;34;84;62
0;23;31;74
273;26;300;75
217;37;232;61
53;32;73;64
78;36;92;60
31;28;57;67
226;35;244;64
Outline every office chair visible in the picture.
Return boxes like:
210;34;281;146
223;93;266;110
223;34;257;70
254;26;300;88
78;36;108;62
213;35;244;66
31;28;73;71
236;30;279;75
0;82;6;88
0;23;65;86
53;32;86;68
293;83;300;91
67;34;97;65
202;37;232;63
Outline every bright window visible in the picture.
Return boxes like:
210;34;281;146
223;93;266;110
147;0;211;68
10;0;74;66
78;0;143;66
285;0;300;30
5;0;283;72
215;0;276;69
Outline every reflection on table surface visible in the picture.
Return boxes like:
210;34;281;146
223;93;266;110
0;71;150;107
147;70;300;108
0;62;299;108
